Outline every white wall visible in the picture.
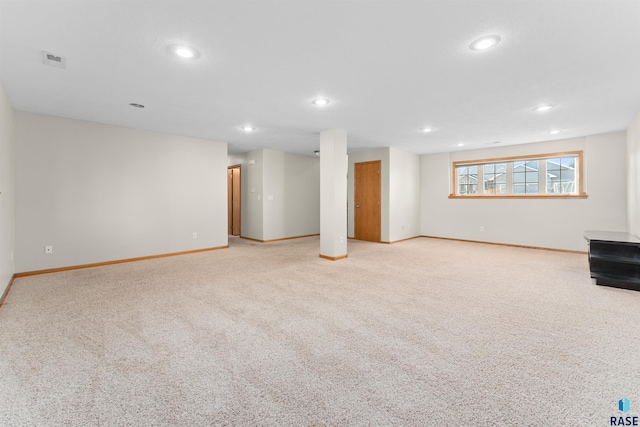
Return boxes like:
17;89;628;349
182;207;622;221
227;154;245;167
263;149;320;241
420;133;627;251
348;148;390;241
628;109;640;237
14;112;228;272
389;147;421;242
240;150;264;240
0;83;15;293
231;149;320;241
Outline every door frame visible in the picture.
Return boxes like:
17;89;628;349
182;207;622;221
227;164;241;236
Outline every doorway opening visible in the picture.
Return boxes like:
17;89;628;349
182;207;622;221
227;165;241;236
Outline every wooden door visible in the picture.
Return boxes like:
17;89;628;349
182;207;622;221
354;160;381;242
227;166;241;236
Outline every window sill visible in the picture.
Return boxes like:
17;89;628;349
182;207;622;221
448;194;588;199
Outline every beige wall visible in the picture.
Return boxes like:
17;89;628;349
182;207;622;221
0;83;15;294
14;112;228;272
232;149;320;241
389;147;421;242
263;149;320;240
420;132;628;251
238;150;264;240
628;109;640;237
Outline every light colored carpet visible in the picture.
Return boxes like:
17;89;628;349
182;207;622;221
1;236;639;426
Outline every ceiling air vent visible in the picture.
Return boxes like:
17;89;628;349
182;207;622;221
41;51;66;69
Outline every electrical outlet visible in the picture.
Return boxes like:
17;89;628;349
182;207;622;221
480;226;485;232
45;245;53;254
192;232;198;239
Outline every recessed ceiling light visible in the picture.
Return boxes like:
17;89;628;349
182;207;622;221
456;143;464;147
129;103;145;108
469;35;501;51
549;130;560;135
533;104;554;112
312;98;330;106
422;127;433;133
169;44;199;59
241;125;255;132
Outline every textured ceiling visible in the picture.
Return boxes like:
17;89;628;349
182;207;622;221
1;0;639;156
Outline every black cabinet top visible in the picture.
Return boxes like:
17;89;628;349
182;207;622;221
584;230;640;244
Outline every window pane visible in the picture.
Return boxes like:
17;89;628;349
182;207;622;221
561;157;575;168
483;162;506;194
564;168;575;181
546;156;577;194
513;160;539;194
547;158;560;173
513;171;525;183
457;165;478;195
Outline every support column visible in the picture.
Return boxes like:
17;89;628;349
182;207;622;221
319;129;348;260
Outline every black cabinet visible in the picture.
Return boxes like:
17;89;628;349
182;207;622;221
584;230;640;291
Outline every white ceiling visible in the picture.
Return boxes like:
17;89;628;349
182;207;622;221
1;0;639;156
